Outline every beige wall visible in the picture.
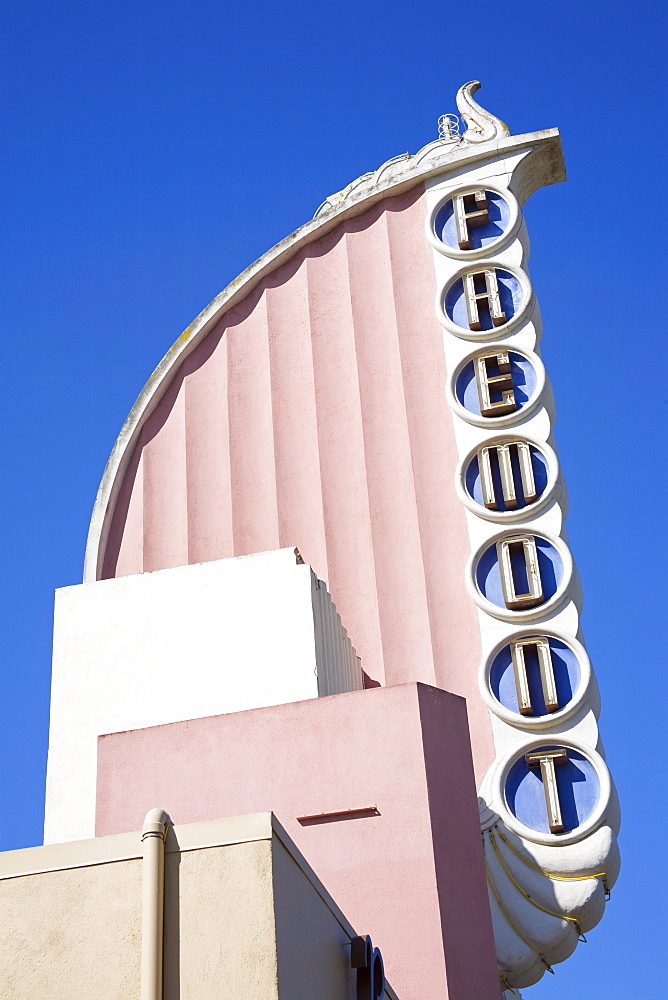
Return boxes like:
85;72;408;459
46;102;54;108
2;857;143;1000
0;814;393;1000
273;838;355;1000
164;839;279;1000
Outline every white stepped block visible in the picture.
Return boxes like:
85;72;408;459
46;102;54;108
45;547;362;845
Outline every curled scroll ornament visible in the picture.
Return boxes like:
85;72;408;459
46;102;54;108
456;80;511;144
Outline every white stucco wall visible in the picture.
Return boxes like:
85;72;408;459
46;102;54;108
45;548;360;845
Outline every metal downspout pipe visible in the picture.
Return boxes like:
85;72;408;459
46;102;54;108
141;808;171;1000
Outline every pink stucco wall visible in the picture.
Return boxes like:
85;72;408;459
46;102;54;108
99;187;494;778
96;683;499;1000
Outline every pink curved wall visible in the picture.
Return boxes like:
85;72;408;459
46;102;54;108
101;186;494;776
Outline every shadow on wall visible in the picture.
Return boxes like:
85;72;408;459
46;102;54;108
163;831;182;1000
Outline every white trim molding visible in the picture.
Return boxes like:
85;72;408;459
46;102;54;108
478;628;593;731
455;434;560;523
436;260;535;340
83;106;565;584
445;345;547;430
423;114;619;989
425;182;521;261
466;527;574;624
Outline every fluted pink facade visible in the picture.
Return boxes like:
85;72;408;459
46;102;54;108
100;186;493;776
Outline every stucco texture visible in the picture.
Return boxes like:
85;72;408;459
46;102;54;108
1;858;143;1000
97;682;499;1000
45;549;360;844
98;188;486;764
0;827;362;1000
272;839;355;1000
164;839;278;1000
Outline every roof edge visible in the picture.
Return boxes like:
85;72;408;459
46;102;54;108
84;128;564;583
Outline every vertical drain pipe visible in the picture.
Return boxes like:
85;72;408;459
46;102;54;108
141;809;171;1000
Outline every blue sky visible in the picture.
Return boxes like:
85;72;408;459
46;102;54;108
1;1;665;996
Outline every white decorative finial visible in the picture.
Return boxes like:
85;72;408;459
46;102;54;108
437;113;461;140
456;81;510;144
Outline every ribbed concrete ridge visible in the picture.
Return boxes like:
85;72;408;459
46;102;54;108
97;187;485;753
